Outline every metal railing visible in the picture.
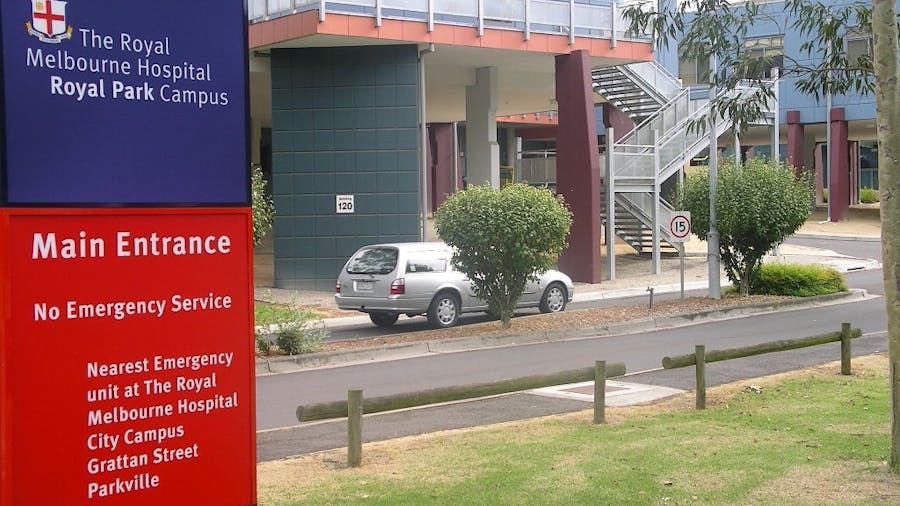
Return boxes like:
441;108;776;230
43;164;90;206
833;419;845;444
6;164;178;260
248;0;650;43
618;61;683;103
515;146;608;186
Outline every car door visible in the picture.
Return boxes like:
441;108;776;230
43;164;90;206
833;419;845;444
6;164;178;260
402;249;454;309
517;273;543;306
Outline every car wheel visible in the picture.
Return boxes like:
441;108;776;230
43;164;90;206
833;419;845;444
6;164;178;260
427;291;460;329
539;282;568;313
368;311;399;327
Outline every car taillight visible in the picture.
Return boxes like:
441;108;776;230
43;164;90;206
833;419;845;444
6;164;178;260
390;278;405;295
335;280;341;294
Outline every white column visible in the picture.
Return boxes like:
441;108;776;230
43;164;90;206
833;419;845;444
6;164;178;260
606;128;616;281
465;67;500;188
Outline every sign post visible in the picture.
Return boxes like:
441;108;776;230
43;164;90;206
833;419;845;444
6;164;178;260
0;1;255;504
668;211;692;300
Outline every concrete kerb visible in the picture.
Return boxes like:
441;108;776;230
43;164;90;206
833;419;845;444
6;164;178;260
256;289;870;375
792;233;881;243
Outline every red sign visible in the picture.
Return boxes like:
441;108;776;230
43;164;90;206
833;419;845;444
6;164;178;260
0;208;256;505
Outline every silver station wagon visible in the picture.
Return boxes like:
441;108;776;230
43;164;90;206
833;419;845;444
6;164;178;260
335;242;574;329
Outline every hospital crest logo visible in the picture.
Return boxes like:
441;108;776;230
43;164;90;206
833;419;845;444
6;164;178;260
26;0;72;43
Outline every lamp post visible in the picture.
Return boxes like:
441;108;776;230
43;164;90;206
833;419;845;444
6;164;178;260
708;53;721;299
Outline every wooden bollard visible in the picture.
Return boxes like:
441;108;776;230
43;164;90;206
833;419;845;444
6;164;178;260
695;345;706;410
662;328;862;369
347;389;362;468
297;363;627;422
594;361;606;424
840;322;851;376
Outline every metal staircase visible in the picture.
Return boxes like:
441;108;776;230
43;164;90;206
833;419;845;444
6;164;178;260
593;61;770;277
591;63;683;124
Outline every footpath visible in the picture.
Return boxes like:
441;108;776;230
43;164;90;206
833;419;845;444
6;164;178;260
255;207;885;461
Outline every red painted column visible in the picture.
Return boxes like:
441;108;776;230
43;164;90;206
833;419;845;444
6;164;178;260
786;110;805;179
555;50;601;283
602;103;635;143
428;123;456;211
829;107;850;221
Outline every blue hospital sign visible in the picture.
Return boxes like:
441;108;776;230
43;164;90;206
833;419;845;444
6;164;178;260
0;0;249;205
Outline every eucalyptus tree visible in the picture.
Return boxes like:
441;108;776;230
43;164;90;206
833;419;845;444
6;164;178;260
622;0;900;469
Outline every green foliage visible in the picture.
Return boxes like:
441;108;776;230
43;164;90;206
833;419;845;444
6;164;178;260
254;302;327;356
822;188;829;203
434;183;572;328
750;263;848;296
621;0;879;134
681;157;812;295
859;187;879;203
255;333;270;356
251;164;275;247
275;323;325;355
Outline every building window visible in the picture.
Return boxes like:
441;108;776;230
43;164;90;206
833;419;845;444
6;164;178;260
678;55;710;86
742;36;784;79
859;140;879;190
846;27;872;67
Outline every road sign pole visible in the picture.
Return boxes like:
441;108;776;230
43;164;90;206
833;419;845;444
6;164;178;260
667;211;691;300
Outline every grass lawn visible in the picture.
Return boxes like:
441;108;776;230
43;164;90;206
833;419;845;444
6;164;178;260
254;302;322;327
257;355;900;505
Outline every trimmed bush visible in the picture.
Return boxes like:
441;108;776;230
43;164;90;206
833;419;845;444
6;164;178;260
750;263;847;297
859;187;879;203
435;183;572;328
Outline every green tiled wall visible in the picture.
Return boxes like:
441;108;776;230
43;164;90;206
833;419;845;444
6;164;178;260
271;46;420;291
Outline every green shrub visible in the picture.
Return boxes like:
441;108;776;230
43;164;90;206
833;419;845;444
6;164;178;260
275;323;325;355
822;188;829;203
681;157;812;295
255;301;327;356
251;164;275;246
750;263;847;297
859;187;879;203
435;183;572;328
256;333;270;355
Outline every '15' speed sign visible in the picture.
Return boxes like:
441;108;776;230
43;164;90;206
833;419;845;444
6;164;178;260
668;211;691;242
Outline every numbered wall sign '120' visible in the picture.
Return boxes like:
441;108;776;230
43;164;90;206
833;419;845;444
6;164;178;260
336;195;355;214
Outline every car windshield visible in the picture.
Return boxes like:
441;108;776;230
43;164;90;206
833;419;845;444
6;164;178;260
346;247;398;275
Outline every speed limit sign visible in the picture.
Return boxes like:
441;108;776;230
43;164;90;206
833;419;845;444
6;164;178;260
668;211;691;242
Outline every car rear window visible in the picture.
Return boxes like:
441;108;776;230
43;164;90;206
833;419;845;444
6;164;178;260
346;247;398;275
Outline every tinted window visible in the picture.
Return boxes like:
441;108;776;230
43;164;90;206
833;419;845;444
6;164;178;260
406;253;448;273
346;248;398;275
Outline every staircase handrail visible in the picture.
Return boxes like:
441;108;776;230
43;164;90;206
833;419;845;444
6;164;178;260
613;193;681;244
611;88;696;179
654;86;753;150
616;86;691;147
653;86;760;182
618;61;683;99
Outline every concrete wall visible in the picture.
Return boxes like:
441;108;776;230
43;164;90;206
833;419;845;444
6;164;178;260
270;45;420;290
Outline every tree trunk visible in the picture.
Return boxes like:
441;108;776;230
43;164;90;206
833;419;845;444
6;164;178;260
872;0;900;472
